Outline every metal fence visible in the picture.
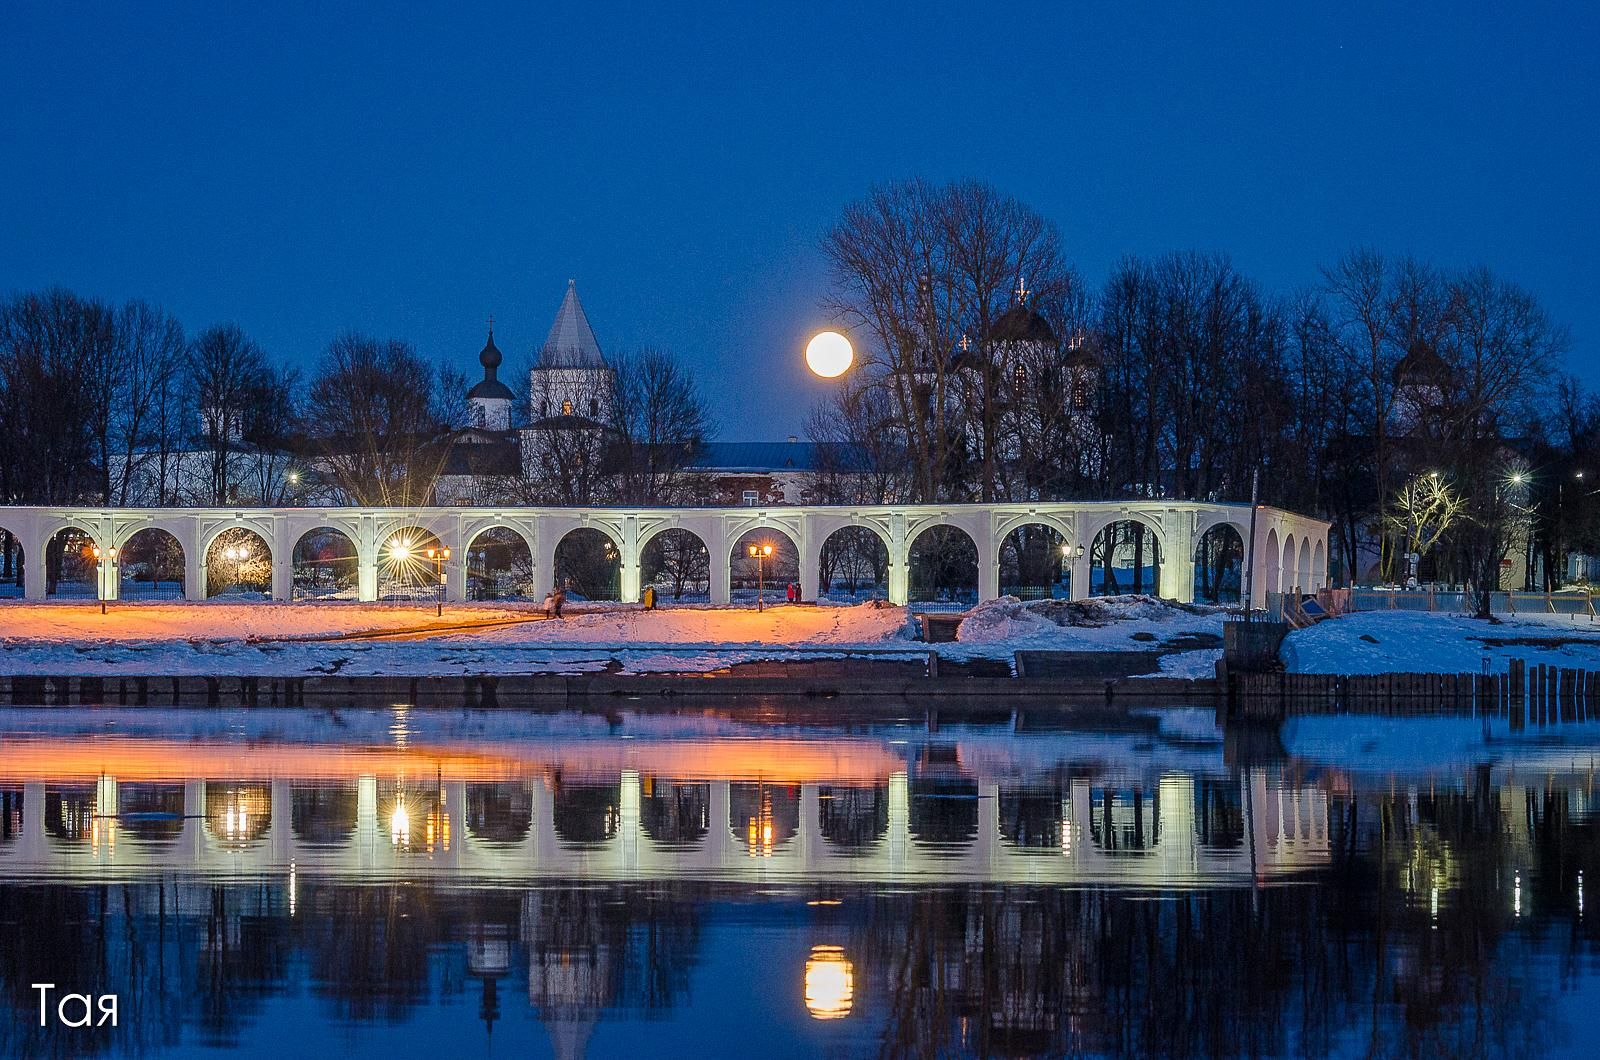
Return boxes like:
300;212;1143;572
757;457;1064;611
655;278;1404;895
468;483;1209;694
1343;587;1597;618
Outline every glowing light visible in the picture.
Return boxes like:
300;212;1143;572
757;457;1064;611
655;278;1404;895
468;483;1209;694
1515;871;1522;917
388;538;413;562
390;801;411;847
805;331;854;379
804;945;855;1020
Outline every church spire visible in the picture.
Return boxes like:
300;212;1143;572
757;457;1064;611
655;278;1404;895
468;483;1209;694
539;279;605;367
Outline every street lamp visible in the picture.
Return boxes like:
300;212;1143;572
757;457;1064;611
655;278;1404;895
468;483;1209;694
91;545;117;615
426;546;451;617
748;542;774;611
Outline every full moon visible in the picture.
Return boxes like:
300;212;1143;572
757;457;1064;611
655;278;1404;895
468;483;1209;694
805;331;853;378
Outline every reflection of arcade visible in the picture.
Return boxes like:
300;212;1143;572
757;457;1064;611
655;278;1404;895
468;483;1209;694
0;754;1332;889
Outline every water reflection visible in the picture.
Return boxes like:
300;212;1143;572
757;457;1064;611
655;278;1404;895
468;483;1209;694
0;707;1597;1056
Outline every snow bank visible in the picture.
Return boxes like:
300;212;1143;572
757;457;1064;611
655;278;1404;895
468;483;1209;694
1283;610;1600;675
955;594;1228;655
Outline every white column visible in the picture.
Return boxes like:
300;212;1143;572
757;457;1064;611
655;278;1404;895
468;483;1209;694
23;535;46;601
620;516;641;603
184;523;206;601
888;515;909;606
445;557;467;602
271;519;294;602
977;525;1000;602
357;559;378;602
1070;551;1091;601
708;518;731;605
1164;513;1194;603
533;519;558;597
798;520;820;603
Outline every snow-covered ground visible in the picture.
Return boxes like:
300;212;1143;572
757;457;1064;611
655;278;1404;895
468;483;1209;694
0;597;1228;677
1283;609;1600;675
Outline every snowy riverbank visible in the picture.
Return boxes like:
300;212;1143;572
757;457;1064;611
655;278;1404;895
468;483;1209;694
0;597;1229;677
1282;609;1600;675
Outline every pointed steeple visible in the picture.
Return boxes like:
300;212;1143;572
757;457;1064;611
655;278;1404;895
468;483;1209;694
539;279;605;367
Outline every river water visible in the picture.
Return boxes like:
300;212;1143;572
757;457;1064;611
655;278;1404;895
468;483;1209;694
0;703;1597;1058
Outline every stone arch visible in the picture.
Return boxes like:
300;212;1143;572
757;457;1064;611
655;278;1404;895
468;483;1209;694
730;782;799;855
377;525;445;601
909;775;979;851
204;782;272;850
998;522;1069;601
1281;534;1298;594
0;525;23;599
43;525;101;599
554;527;621;601
999;785;1064;849
1313;538;1328;589
116;527;186;600
907;524;979;611
553;780;620;847
1263;527;1281;595
816;525;889;602
205;526;272;599
641;780;710;847
641;527;711;602
1192;523;1245;604
292;526;360;600
1088;520;1163;597
291;782;359;848
818;784;888;852
466;783;533;846
466;526;537;601
729;526;800;606
1297;537;1313;594
117;783;186;847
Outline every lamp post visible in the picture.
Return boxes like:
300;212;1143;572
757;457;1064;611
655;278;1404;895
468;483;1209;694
748;542;773;611
1060;543;1087;599
91;545;117;615
426;546;452;617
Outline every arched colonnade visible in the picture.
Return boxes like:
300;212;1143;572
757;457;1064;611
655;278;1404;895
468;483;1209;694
0;502;1331;607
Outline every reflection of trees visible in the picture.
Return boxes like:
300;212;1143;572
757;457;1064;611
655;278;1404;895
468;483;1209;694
291;782;358;847
818;785;887;852
307;885;436;1023
1086;787;1160;852
553;781;620;846
0;789;22;843
998;787;1061;849
640;780;709;847
909;776;978;851
466;783;533;845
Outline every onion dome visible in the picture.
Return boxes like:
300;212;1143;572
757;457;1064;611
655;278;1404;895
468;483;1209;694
468;327;515;401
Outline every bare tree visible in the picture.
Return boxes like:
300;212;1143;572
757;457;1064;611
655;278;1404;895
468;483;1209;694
111;300;186;505
305;333;451;505
609;347;711;504
821;178;1073;502
187;324;271;504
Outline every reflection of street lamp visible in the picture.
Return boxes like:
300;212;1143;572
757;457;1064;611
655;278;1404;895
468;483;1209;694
748;542;774;611
91;545;117;614
425;546;452;617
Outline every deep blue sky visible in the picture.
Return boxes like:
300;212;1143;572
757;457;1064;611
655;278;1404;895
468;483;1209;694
3;2;1596;439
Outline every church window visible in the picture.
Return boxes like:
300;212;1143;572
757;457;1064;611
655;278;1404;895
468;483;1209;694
1013;364;1027;392
589;398;599;417
539;400;548;418
742;490;759;506
1071;379;1089;412
561;399;574;416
